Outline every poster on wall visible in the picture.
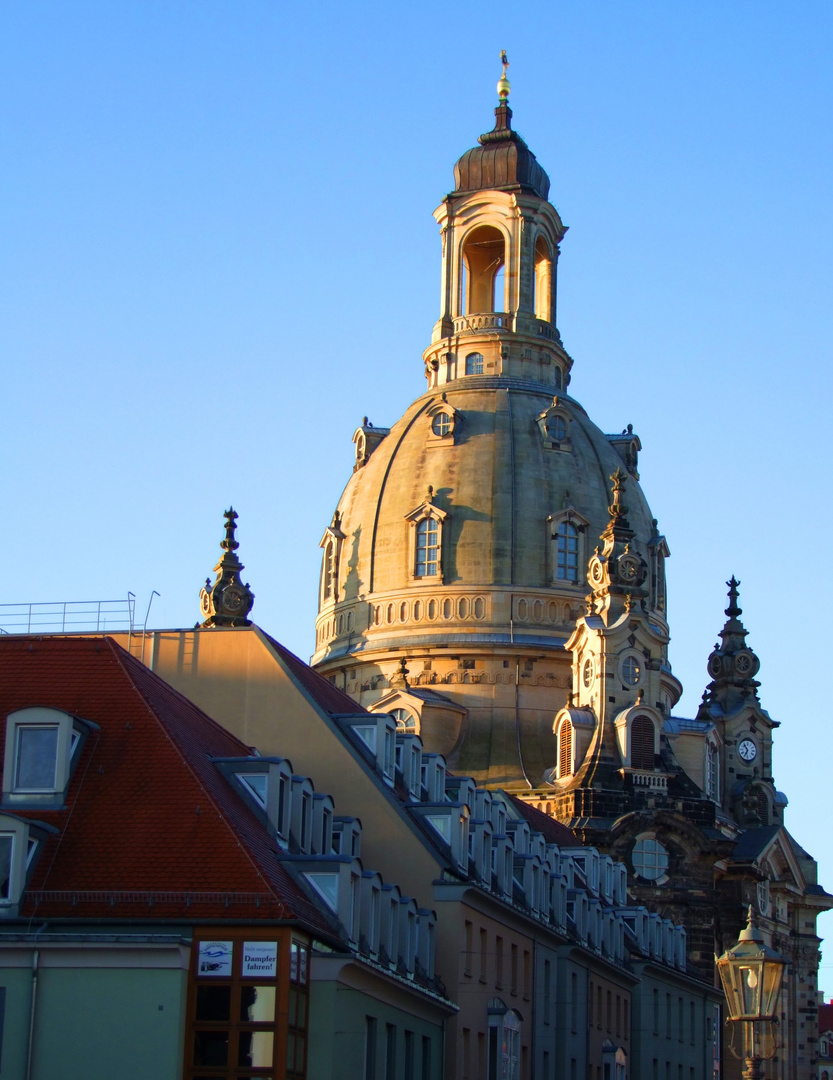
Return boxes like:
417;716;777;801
242;941;278;977
198;940;233;976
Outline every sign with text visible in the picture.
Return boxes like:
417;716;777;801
242;941;278;978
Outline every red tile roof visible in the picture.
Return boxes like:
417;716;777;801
0;635;337;937
820;1001;833;1034
507;793;578;847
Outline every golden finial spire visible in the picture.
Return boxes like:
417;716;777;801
497;50;511;103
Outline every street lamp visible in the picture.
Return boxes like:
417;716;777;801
716;907;787;1080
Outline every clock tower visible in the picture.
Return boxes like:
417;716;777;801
199;508;255;628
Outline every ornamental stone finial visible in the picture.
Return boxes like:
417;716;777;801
199;508;255;628
702;576;760;710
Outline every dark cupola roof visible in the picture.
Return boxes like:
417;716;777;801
453;104;551;200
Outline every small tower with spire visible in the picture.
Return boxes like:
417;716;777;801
585;468;649;626
199;508;255;627
701;577;761;714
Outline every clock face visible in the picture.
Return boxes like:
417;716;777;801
618;555;638;581
738;738;757;763
734;651;757;676
224;588;243;612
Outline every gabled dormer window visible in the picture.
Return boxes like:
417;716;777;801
406;489;448;583
547;508;589;586
3;708;93;807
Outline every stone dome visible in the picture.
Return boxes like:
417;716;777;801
311;104;672;787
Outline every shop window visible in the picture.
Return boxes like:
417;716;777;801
488;1007;521;1080
186;934;306;1080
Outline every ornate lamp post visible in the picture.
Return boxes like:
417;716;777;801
716;907;787;1080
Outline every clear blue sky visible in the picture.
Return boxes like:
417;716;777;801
3;2;832;974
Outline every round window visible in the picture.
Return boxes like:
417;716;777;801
582;658;594;687
432;413;452;437
390;708;417;733
621;656;641;686
631;836;669;881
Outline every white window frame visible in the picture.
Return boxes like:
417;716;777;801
0;813;45;914
405;497;448;584
3;708;83;803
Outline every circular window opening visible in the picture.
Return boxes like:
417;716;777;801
631;836;669;881
582;659;594;687
390;708;418;733
432;413;452;437
621;656;641;686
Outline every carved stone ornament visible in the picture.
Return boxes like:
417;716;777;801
199;507;255;628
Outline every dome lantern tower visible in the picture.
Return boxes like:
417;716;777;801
424;62;571;391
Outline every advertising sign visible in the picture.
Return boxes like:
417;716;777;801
242;941;278;977
198;940;233;976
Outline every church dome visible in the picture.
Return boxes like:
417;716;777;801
315;382;659;661
312;94;672;786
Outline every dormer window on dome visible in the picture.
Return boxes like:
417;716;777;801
537;400;572;451
426;397;461;445
405;488;447;583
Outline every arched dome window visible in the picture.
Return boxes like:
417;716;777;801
465;352;484;376
556;521;579;582
558;718;573;778
461;225;505;314
415;518;440;577
390;708;418;733
534;235;552;322
630;716;655;770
